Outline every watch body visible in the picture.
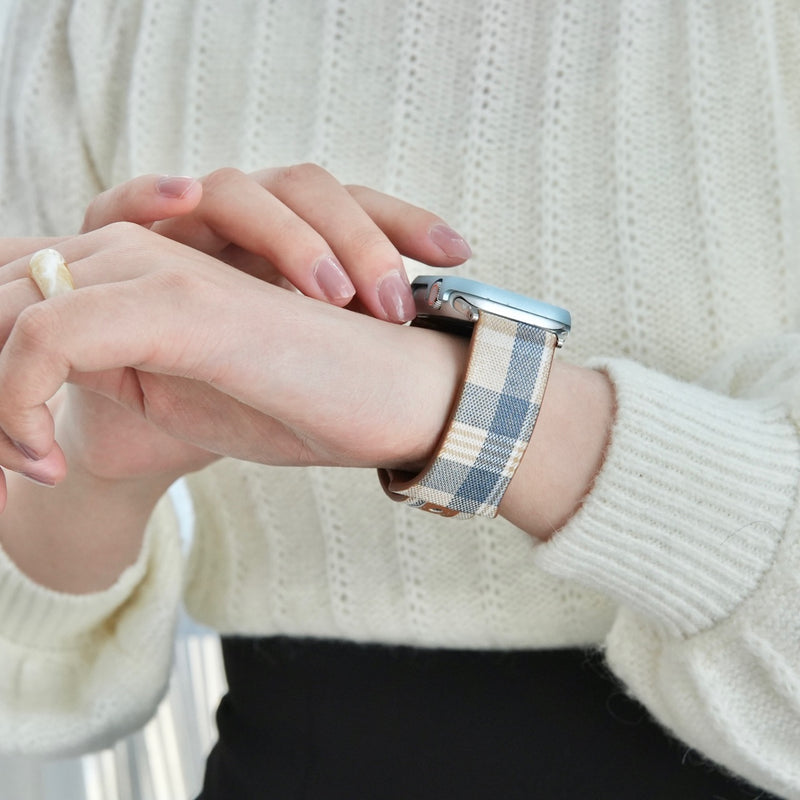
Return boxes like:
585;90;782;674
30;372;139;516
380;276;570;519
410;275;571;345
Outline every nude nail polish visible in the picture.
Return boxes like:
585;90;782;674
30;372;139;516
313;255;355;302
428;224;472;259
156;175;196;199
378;270;416;323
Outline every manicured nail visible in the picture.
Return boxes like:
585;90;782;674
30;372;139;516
21;472;55;488
12;440;41;461
378;270;416;323
157;175;196;199
428;224;472;259
313;255;356;302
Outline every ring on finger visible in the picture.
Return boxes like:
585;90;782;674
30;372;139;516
28;248;75;299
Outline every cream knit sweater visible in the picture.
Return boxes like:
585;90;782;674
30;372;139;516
2;0;800;795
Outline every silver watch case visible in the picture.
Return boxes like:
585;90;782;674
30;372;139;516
411;275;571;347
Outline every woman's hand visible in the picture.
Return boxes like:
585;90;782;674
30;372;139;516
81;165;472;323
0;165;471;501
0;224;468;506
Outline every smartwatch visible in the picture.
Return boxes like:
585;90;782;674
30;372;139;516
379;275;571;519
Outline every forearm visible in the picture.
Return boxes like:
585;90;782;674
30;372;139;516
0;461;172;594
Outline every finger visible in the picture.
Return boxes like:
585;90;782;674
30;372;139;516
0;425;66;488
152;167;358;309
0;222;203;295
0;277;52;350
0;225;193;371
0;224;159;321
257;164;417;322
220;245;296;292
0;268;235;464
346;185;472;266
0;279;162;464
0;237;69;268
81;174;203;232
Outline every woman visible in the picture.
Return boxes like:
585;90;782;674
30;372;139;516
0;1;798;797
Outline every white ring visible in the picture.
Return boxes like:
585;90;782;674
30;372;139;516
28;248;75;299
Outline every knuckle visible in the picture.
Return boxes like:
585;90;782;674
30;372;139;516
271;212;315;248
345;184;369;201
142;268;219;315
103;219;142;239
274;162;328;187
93;220;148;251
202;166;247;194
14;302;60;352
145;267;201;296
344;226;401;266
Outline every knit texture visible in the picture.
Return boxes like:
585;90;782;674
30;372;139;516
2;1;800;795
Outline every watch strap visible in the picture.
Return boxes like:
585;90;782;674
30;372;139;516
380;312;557;518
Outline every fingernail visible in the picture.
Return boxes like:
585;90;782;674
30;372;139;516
157;175;196;199
313;255;356;303
378;270;416;323
428;224;472;259
21;472;55;488
12;440;41;461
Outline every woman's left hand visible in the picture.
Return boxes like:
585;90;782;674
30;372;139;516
80;166;472;324
0;224;467;499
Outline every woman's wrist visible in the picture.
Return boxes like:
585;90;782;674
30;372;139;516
378;323;614;538
0;456;173;595
499;361;615;541
379;324;470;473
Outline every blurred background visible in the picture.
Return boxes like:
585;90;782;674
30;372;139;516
0;482;226;800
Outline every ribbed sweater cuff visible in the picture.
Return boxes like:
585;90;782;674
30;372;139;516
533;359;800;638
0;522;153;650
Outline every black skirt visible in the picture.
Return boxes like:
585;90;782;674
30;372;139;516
197;636;777;800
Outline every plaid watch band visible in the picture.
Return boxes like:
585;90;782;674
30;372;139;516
380;312;557;519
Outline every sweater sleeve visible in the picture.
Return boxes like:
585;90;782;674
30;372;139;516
0;493;184;756
533;336;800;797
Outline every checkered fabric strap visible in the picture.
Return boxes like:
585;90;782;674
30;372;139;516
380;313;557;518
